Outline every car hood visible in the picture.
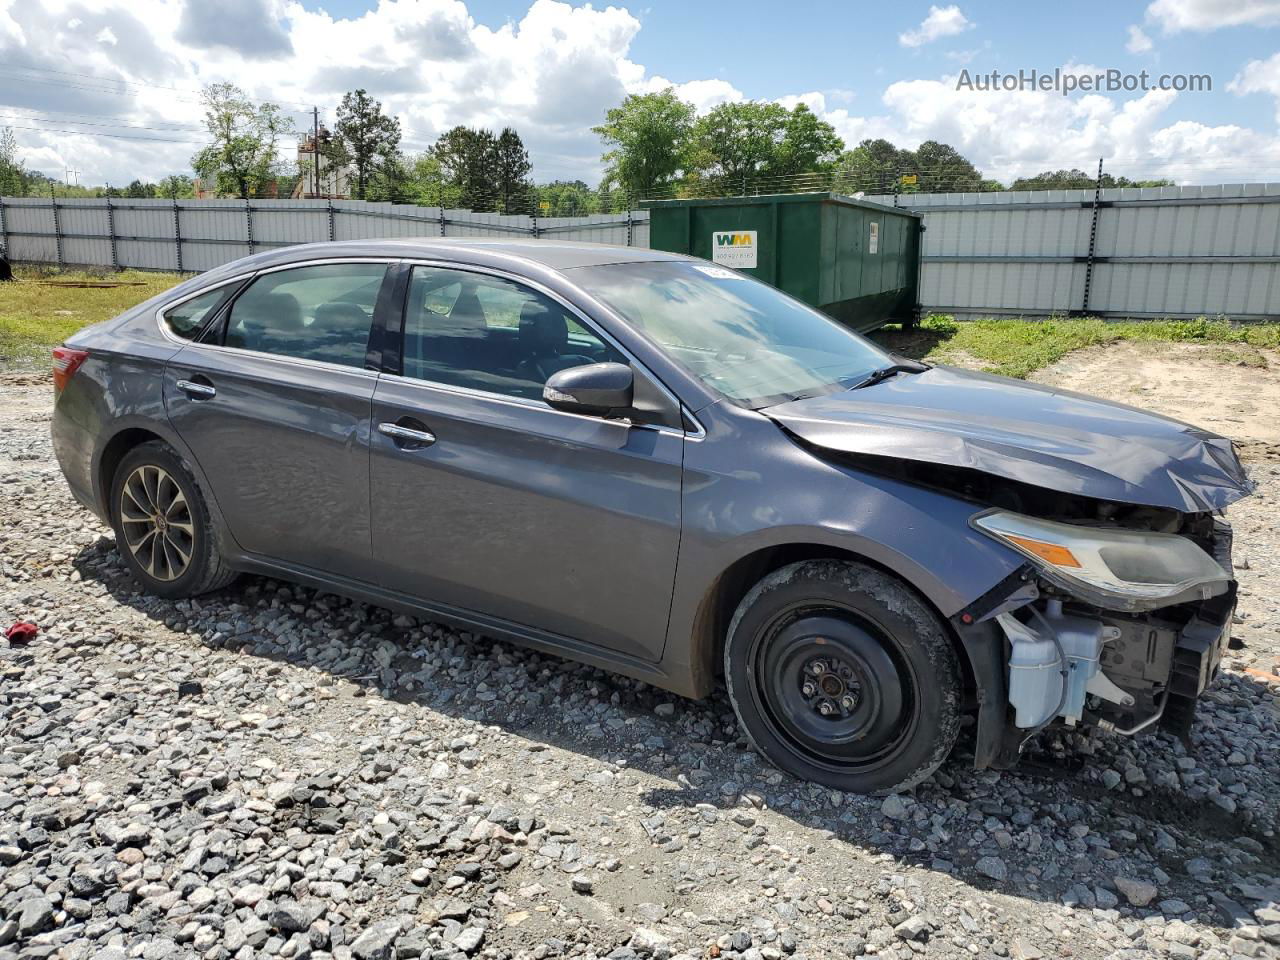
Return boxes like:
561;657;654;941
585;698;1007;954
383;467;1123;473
766;365;1253;513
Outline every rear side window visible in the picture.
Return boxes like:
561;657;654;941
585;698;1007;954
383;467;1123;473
163;287;226;341
224;262;386;368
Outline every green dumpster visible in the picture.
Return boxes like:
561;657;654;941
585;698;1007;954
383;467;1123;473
643;192;922;332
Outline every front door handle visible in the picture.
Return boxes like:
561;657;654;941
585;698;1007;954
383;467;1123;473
176;379;216;400
378;421;436;448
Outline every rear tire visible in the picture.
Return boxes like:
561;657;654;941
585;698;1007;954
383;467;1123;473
725;559;961;795
109;441;237;599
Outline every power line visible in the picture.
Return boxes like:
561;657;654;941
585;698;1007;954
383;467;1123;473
0;113;205;135
0;122;205;145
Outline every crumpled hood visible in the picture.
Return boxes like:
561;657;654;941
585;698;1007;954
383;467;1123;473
767;365;1253;513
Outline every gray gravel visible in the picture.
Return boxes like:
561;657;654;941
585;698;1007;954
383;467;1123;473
2;369;1279;960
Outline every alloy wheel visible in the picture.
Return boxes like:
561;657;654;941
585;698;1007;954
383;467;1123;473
118;464;194;582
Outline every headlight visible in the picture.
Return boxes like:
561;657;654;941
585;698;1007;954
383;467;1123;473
972;509;1231;611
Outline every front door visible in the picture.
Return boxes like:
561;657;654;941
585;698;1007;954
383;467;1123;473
369;264;684;661
164;260;391;578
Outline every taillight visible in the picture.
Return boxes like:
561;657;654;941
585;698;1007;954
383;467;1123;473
52;347;89;392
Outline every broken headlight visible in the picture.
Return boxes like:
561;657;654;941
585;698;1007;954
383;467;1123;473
971;509;1231;611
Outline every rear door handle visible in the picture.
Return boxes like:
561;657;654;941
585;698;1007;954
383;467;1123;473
176;379;216;400
378;422;436;447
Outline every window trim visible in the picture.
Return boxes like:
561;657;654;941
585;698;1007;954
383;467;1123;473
393;258;697;434
173;257;400;372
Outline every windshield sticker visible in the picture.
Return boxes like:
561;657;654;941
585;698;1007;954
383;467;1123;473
711;230;758;269
692;264;746;280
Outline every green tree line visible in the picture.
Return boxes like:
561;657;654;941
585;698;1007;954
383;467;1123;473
1;83;1174;209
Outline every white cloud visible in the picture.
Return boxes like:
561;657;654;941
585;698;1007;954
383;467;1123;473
1146;0;1280;32
1125;25;1153;53
898;5;973;48
1231;52;1280;123
95;26;118;45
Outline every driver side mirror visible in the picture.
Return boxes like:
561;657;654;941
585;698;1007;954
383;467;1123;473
543;362;634;418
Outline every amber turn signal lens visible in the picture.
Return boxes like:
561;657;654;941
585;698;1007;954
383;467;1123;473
1004;534;1082;568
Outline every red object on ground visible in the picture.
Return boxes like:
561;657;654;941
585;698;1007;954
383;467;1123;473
4;621;38;645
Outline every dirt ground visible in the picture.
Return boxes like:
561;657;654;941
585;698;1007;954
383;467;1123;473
1030;341;1280;463
2;344;1278;960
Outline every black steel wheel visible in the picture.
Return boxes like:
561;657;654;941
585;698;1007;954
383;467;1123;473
109;441;237;599
725;559;961;794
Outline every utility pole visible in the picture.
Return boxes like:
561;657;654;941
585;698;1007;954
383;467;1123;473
312;106;321;198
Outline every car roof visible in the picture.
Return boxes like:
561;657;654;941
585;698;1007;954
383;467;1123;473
196;237;692;285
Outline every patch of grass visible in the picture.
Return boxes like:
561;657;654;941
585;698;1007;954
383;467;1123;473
874;314;1280;379
0;267;186;365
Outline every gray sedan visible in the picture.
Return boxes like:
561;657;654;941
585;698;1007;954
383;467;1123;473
51;239;1252;793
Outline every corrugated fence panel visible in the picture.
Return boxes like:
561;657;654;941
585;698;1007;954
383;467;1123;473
2;192;1274;318
179;200;247;272
3;197;58;264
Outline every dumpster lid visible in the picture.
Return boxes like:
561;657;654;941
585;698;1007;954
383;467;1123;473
640;191;920;219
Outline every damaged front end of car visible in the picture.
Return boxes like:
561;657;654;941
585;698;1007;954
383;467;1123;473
764;367;1255;771
954;495;1238;769
869;453;1247;770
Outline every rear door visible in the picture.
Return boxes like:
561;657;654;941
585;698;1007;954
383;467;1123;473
163;260;393;579
368;264;685;661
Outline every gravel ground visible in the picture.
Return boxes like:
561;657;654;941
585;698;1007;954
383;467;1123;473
1;364;1278;960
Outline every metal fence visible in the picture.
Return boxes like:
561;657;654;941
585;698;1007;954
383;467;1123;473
0;197;650;274
3;185;1278;320
866;182;1280;320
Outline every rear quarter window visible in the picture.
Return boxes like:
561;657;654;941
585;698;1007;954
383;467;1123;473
162;287;227;341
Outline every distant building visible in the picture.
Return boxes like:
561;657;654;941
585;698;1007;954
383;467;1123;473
295;129;353;199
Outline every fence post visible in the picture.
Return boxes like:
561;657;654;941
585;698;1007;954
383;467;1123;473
1081;156;1104;316
106;194;118;270
50;184;63;269
0;195;8;260
173;198;184;273
530;208;539;240
327;197;336;242
245;198;255;256
439;200;446;237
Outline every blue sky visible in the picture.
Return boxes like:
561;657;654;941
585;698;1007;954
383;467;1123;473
2;0;1279;187
311;0;1279;131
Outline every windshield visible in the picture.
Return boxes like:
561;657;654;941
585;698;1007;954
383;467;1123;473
568;260;893;408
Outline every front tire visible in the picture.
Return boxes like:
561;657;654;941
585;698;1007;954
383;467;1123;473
725;559;961;794
109;441;237;599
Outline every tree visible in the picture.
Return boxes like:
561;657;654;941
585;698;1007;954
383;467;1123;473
770;104;844;179
1009;169;1175;191
191;83;293;199
833;138;996;193
688;101;843;192
593;89;695;201
431;126;498;210
334;89;402;201
0;127;32;197
833;138;915;193
912;140;985;192
493;128;532;213
533;180;600;217
157;174;196;199
125;180;157;198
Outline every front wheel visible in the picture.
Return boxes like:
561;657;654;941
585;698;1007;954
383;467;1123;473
724;559;961;795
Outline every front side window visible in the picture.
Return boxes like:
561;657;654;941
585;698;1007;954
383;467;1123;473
223;262;387;368
401;266;625;400
568;260;893;408
163;286;227;341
